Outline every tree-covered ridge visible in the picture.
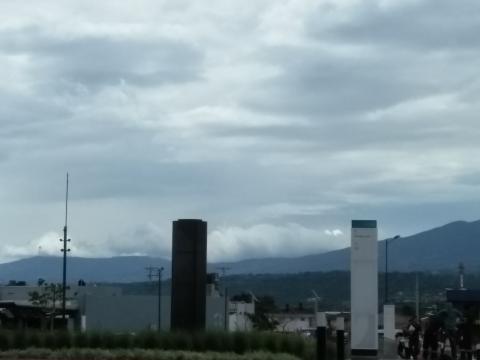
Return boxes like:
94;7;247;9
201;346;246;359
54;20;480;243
114;270;470;310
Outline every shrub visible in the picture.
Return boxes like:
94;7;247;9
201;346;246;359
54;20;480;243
142;331;159;349
133;331;160;349
232;332;248;354
170;332;192;351
0;329;309;358
102;332;119;349
0;349;302;360
216;331;233;352
43;332;56;349
291;336;306;359
279;335;294;354
28;332;42;348
74;332;88;348
191;332;206;352
204;331;222;352
263;333;279;353
0;332;10;351
88;332;103;348
12;331;27;349
116;333;132;349
55;331;72;348
248;332;262;352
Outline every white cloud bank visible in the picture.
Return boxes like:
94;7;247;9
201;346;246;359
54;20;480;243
0;223;348;263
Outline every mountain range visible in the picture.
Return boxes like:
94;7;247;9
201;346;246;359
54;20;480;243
1;220;479;284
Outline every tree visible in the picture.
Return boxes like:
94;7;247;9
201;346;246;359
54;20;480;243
230;292;252;302
29;283;63;330
248;295;279;331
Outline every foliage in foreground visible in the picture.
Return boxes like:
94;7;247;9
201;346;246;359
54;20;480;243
0;348;301;360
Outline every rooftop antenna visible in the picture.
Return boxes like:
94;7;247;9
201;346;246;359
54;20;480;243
248;290;259;303
60;173;71;321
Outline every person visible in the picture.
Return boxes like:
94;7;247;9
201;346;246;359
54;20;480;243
407;317;422;360
423;315;442;360
397;329;410;359
438;305;460;360
457;319;473;360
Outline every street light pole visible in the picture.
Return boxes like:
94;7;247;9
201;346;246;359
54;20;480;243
385;235;400;305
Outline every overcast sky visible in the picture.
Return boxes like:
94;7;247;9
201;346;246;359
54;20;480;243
1;0;480;264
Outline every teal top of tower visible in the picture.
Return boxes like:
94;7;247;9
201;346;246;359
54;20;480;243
351;220;377;228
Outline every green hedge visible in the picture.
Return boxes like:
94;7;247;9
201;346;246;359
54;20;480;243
0;331;313;359
0;348;301;360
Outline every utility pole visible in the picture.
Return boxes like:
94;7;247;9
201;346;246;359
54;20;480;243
60;173;71;323
217;266;230;331
147;266;164;332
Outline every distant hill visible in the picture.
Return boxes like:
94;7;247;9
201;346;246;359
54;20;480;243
1;220;479;283
0;256;171;284
217;219;480;274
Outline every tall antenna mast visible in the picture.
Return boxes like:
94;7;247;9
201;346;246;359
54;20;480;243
65;172;69;229
61;173;71;322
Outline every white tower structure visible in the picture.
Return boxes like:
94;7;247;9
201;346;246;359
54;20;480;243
350;220;378;357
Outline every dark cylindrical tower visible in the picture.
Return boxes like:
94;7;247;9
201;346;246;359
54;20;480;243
171;219;207;331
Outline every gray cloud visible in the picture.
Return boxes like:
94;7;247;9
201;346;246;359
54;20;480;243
244;47;428;116
0;1;480;264
308;1;480;50
0;27;203;91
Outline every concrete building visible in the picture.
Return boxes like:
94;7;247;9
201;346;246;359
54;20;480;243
229;301;254;332
171;219;207;331
271;312;315;333
0;283;226;332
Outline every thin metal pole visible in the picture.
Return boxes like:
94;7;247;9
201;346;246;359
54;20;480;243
385;238;388;304
158;267;163;332
385;235;400;305
62;173;69;321
224;287;228;331
415;272;420;319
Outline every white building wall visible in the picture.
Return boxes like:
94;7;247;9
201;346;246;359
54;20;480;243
229;301;254;331
350;220;378;356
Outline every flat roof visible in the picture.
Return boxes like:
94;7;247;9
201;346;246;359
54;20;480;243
446;289;480;303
